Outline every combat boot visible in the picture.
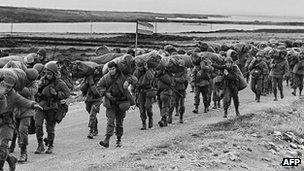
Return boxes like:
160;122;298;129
192;106;198;113
87;130;94;139
148;117;153;128
99;135;110;148
34;139;45;154
179;114;183;124
218;101;221;108
292;89;296;96
280;91;284;99
140;120;147;130
18;146;27;163
223;109;228;118
158;116;167;127
212;101;217;109
45;141;53;154
7;155;17;171
204;104;209;113
167;115;172;124
235;106;240;117
116;137;122;148
256;94;260;102
273;93;278;101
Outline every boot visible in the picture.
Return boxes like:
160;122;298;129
6;155;17;171
235;106;240;116
116;137;122;148
256;94;260;102
179;114;183;124
34;139;45;154
99;135;110;148
87;129;94;139
148;118;153;128
192;106;198;113
18;146;27;163
218;101;221;108
140;120;147;130
158;116;167;127
44;138;49;147
45;141;53;154
280;91;284;99
167;115;172;124
204;104;209;113
292;89;296;96
273;92;278;101
223;109;228;118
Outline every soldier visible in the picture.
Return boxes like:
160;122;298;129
0;75;42;171
168;61;188;124
9;69;39;163
97;61;137;148
133;60;155;130
35;48;48;64
212;70;223;109
80;69;102;139
212;57;241;118
192;59;213;114
248;52;269;102
291;52;304;96
269;49;289;101
34;62;70;154
155;65;174;127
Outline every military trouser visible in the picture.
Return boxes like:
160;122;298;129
272;77;283;98
250;76;263;96
169;90;185;118
194;85;210;108
138;92;153;122
105;105;126;138
35;110;56;146
212;84;221;102
292;74;304;91
85;101;101;132
11;117;31;148
157;90;172;118
0;113;15;169
223;86;239;110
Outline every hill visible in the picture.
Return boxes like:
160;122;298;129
0;6;226;23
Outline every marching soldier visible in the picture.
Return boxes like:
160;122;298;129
192;59;213;113
168;61;188;124
34;62;70;154
248;52;268;102
80;69;102;139
291;52;304;96
97;61;137;148
133;60;155;130
155;65;174;127
212;57;241;118
0;75;42;171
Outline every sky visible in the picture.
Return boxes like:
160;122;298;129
0;0;303;17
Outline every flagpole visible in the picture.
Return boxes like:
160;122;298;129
135;20;138;57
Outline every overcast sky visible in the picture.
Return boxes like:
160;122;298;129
0;0;303;17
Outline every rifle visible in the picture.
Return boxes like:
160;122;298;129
159;78;184;98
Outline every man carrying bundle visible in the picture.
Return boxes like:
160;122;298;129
97;61;137;148
0;75;42;171
133;60;156;130
248;52;268;102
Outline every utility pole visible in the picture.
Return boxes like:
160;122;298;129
10;23;13;34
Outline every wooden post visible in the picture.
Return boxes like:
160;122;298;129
10;23;13;34
135;20;138;57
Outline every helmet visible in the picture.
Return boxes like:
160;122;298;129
24;53;36;64
225;57;233;63
44;61;59;75
33;63;44;73
25;68;39;82
37;48;47;58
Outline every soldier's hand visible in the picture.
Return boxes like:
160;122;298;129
32;103;43;110
224;69;229;75
123;81;130;89
105;92;115;101
131;105;136;110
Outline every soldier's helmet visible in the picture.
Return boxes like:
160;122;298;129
45;61;59;76
33;63;45;74
37;48;47;58
25;68;39;82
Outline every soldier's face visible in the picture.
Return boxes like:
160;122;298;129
225;62;232;68
45;70;54;80
109;67;117;76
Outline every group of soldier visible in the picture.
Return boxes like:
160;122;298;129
1;38;304;170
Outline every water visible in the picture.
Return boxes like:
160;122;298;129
1;15;304;33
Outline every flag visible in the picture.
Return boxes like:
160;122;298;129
137;20;154;35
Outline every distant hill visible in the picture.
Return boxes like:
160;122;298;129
0;6;227;23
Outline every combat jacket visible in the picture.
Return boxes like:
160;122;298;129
133;68;155;93
17;81;39;118
269;59;289;78
80;75;102;103
248;58;268;78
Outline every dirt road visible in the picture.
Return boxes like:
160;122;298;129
14;84;297;171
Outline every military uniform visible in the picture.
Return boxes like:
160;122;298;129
168;69;187;123
35;62;70;154
248;56;268;102
292;57;304;96
80;74;102;139
155;69;174;127
97;62;137;147
133;66;155;129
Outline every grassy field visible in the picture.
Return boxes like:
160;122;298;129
0;6;226;23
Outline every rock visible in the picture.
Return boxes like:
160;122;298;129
180;155;185;159
223;150;230;153
282;132;294;142
266;142;278;151
269;149;277;155
298;145;304;150
297;138;304;145
229;153;238;161
290;143;298;149
251;133;258;137
220;160;227;164
213;153;219;157
297;151;302;157
246;148;253;152
273;131;282;136
160;150;168;154
240;164;248;169
287;150;298;157
261;158;271;162
233;144;238;147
